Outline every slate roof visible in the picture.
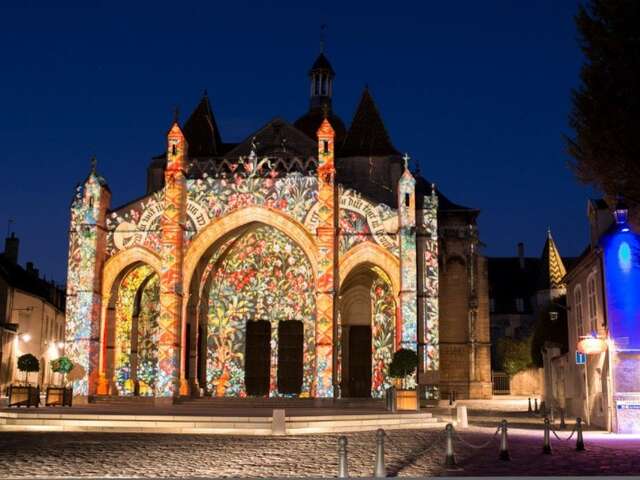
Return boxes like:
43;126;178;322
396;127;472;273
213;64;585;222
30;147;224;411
488;257;540;315
183;93;223;157
340;88;400;157
294;108;347;146
0;255;65;311
309;53;335;75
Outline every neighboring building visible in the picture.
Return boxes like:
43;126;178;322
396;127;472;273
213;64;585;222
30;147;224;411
488;232;572;369
65;49;491;403
545;199;640;433
0;233;66;389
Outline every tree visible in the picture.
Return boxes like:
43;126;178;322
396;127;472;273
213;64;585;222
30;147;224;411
50;356;74;386
17;353;39;385
567;0;640;207
495;337;532;377
530;296;570;367
389;348;418;389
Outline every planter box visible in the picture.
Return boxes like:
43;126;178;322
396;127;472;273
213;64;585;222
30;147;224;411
396;389;418;411
8;385;40;407
45;387;73;407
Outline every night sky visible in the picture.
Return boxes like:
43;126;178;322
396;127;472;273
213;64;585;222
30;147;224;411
1;1;595;285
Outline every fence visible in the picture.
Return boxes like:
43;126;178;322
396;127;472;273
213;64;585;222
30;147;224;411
492;372;510;395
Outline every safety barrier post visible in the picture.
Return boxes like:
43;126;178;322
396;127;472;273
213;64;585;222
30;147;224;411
576;417;585;451
338;436;348;478
559;408;566;430
528;397;532;413
444;423;456;466
534;398;539;413
542;417;552;454
374;428;386;477
499;419;510;461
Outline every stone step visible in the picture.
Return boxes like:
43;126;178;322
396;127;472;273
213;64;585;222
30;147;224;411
0;410;441;435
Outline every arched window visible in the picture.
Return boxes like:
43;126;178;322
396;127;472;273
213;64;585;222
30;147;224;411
587;272;598;333
574;285;584;338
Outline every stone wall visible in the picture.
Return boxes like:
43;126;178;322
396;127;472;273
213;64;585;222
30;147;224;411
510;367;544;396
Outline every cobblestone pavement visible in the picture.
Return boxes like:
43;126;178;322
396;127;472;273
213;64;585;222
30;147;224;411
1;426;640;477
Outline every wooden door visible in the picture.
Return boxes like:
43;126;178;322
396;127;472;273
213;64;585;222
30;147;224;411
277;320;303;394
245;320;271;396
348;325;372;397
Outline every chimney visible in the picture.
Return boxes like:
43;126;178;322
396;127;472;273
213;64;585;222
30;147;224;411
4;233;19;264
517;242;525;269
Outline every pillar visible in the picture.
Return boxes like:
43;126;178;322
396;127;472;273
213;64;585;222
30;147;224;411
315;118;336;398
418;185;439;386
397;156;418;364
65;160;110;399
157;121;188;400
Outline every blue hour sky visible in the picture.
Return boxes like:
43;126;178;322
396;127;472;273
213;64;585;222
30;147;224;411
1;1;594;284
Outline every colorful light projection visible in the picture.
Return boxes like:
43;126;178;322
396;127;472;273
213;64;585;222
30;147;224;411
398;165;417;352
204;224;316;397
65;168;109;396
315;119;336;398
601;220;640;350
423;189;439;372
371;273;396;398
113;265;159;395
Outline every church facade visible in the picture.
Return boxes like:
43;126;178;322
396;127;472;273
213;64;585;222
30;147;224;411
64;52;491;401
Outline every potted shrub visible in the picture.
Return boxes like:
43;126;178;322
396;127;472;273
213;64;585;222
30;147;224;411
46;356;74;406
389;348;419;411
9;353;40;407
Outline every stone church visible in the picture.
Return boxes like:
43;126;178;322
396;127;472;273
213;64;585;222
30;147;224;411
65;51;491;402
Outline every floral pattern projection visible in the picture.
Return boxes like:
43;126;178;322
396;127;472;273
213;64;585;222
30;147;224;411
422;193;439;372
204;224;316;397
371;271;396;398
338;188;399;257
113;265;160;396
65;173;105;396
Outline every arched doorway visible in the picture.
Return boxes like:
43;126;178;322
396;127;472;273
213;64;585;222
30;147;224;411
189;222;316;397
339;265;396;398
111;264;160;396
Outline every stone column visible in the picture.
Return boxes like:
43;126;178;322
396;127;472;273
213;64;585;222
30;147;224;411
65;160;110;400
156;122;188;402
315;118;336;398
397;157;418;357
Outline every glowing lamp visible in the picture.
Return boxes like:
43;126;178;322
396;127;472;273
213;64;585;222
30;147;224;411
613;199;629;226
21;333;31;343
577;336;607;354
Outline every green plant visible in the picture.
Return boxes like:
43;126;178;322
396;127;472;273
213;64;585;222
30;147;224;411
389;348;418;389
496;337;532;377
17;353;39;385
50;356;74;386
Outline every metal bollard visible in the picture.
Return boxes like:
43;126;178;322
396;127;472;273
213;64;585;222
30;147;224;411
534;398;539;413
338;436;348;478
499;419;510;461
448;391;453;406
374;428;386;477
453;390;457;402
542;418;552;454
444;423;456;466
559;408;566;430
528;397;532;413
576;417;585;451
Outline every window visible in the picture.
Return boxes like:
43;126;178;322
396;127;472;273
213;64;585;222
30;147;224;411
587;273;598;333
515;298;524;313
574;285;584;338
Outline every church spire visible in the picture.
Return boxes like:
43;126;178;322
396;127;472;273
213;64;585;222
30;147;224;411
538;228;567;291
182;91;222;157
341;86;399;157
308;48;335;111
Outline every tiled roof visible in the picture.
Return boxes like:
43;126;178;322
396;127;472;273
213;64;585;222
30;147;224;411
0;255;65;311
183;93;223;156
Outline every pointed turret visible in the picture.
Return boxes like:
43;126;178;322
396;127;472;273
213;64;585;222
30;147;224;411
537;229;567;298
182;91;222;157
341;87;399;157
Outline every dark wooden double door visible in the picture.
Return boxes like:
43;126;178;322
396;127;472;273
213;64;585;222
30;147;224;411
245;320;303;396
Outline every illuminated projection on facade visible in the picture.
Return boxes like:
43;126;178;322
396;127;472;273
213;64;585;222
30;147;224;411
65;52;491;400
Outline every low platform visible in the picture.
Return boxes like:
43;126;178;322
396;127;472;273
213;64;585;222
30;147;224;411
0;397;442;435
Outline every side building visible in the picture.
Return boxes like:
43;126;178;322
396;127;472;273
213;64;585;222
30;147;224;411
0;233;66;389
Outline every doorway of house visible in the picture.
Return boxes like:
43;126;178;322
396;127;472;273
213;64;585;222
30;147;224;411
277;320;303;395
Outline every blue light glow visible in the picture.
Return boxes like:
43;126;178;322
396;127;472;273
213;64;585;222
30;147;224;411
619;241;632;273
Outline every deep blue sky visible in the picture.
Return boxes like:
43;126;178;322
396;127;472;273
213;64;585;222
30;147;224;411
1;1;594;284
